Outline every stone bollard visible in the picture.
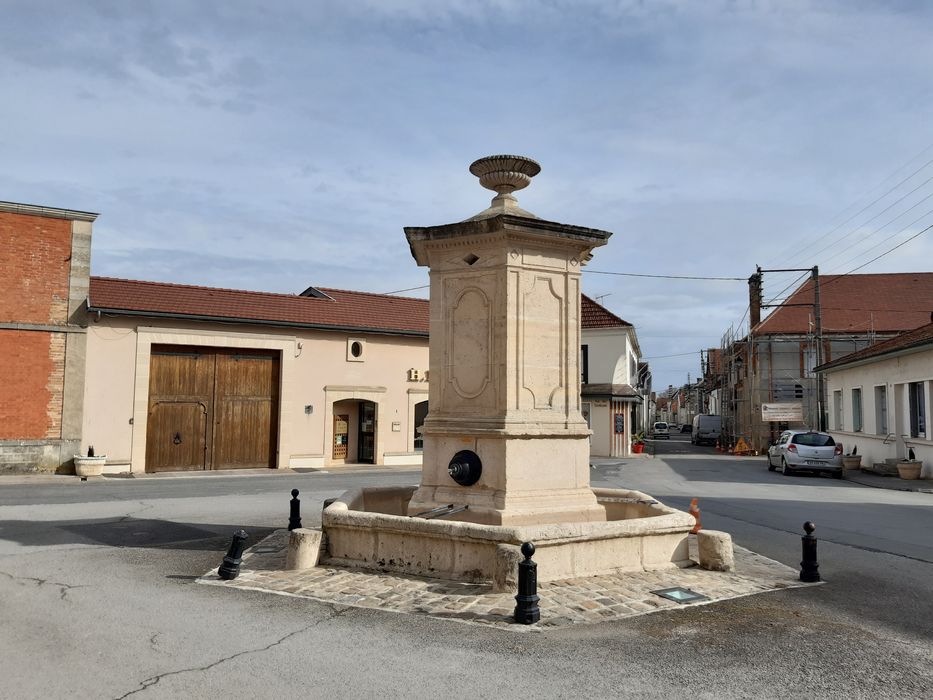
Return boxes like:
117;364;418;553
513;542;540;625
800;521;820;582
218;530;249;580
494;544;522;592
697;530;735;572
288;489;302;531
285;528;323;571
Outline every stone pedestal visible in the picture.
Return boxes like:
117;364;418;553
404;156;612;526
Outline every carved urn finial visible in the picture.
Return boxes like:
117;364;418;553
467;155;541;220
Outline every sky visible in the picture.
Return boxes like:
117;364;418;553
3;0;933;391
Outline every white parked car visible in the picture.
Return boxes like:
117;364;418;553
767;430;843;478
652;421;670;439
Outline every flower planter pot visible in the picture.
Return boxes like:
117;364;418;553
841;455;862;470
897;461;922;480
74;455;107;477
631;443;645;454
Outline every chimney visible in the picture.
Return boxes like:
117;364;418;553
748;267;763;330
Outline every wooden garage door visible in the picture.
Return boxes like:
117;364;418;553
146;346;280;472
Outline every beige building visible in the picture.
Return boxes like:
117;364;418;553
84;277;430;474
580;298;644;457
818;321;933;478
81;277;642;474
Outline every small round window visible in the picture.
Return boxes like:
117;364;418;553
350;341;363;358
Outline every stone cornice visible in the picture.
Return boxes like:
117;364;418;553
0;322;86;333
0;201;98;222
405;215;612;266
405;213;612;244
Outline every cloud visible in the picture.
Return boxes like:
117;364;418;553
2;0;932;390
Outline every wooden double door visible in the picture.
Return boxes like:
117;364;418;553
146;345;280;472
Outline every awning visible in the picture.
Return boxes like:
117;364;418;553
581;383;644;403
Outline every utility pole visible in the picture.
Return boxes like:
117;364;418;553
812;266;824;431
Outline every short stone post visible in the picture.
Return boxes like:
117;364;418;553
288;489;302;531
285;528;323;571
513;542;540;625
218;530;249;580
800;521;820;582
697;530;735;572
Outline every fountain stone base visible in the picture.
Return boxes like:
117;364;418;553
322;486;694;590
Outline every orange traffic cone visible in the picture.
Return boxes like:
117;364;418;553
688;498;702;534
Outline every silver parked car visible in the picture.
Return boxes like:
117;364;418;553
767;430;843;478
652;421;670;439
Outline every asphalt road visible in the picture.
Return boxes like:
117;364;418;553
1;446;931;699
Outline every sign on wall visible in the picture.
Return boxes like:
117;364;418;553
614;413;625;434
761;402;803;422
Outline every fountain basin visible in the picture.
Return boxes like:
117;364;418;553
322;486;694;590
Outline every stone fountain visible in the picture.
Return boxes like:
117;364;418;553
322;156;694;588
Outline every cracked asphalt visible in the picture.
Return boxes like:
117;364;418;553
1;441;931;699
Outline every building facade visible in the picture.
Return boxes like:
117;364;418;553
719;272;933;452
818;321;933;478
84;278;430;474
0;202;95;473
580;296;645;457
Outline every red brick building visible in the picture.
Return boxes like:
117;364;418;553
0;201;97;472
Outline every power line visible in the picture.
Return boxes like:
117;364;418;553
824;193;933;273
827;206;933;273
762;270;810;307
822;223;932;287
766;144;933;265
803;173;933;262
584;270;744;281
383;284;429;294
642;350;707;359
382;268;747;294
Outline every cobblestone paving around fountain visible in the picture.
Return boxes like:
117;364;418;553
198;530;820;631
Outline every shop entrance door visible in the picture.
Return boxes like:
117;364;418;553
358;401;376;463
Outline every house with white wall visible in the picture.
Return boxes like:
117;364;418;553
580;295;644;457
817;321;933;478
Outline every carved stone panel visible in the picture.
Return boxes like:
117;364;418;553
521;275;564;409
448;287;491;400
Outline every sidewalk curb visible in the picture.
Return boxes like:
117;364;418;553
843;472;933;494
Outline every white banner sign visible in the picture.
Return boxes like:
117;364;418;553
761;402;803;422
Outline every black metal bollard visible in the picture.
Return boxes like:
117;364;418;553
800;521;820;582
288;489;302;531
218;530;249;580
513;541;540;624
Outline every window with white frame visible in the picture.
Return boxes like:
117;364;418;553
833;390;843;430
874;385;887;435
851;388;862;432
346;338;366;362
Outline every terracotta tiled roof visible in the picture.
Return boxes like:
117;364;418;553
88;277;430;336
816;321;933;372
89;278;633;335
755;273;933;335
581;294;632;328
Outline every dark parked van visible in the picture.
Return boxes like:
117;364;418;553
691;414;722;446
